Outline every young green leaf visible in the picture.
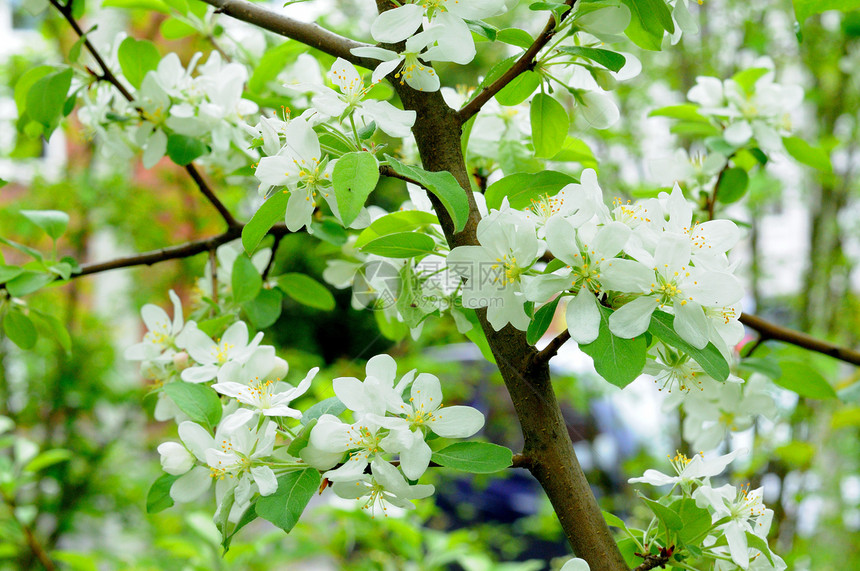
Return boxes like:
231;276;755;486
301;396;347;424
360;231;436;258
383;155;469;232
146;473;179;513
495;70;541;106
527;297;560;345
162;382;223;428
166;134;208;166
276;273;336;311
20;210;70;240
782;136;832;172
557;46;627;72
484;170;576;210
530;93;569;159
580;306;647;389
332;151;379;227
354;210;439;249
231;255;263;304
430;442;513;473
117;37;161;89
715;167;749;204
648;310;729;382
242;191;289;254
243;287;283;329
5;271;56;297
26;68;73;130
773;359;837;399
256;468;320;533
3;310;38;350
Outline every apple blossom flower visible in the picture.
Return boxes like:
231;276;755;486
311;58;416;138
125;289;187;362
369;0;505;44
330;458;435;515
351;13;476;92
177;320;264;383
629;448;743;495
254;118;338;231
447;206;541;331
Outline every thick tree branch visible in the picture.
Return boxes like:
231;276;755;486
197;0;377;69
740;312;860;366
457;0;576;124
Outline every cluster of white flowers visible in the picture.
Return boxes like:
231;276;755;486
127;256;485;520
79;52;259;171
630;450;786;570
688;68;804;153
447;169;744;353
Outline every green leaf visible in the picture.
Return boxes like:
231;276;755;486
745;531;775;565
146;473;179;514
640;495;683;530
20;210;69;240
102;0;169;12
243;287;282;329
231;255;263;305
773;359;837;399
160;17;197;39
648;310;729;382
5;271;55;297
242;191;289;254
485;170;577;210
26;68;73;130
196;313;234;338
497;27;534;49
738;356;781;379
355;211;439;249
782;136;832;172
249;41;304;94
383;155;470;233
793;0;860;23
430;442;513;473
332;152;379;227
495;70;541;106
309;217;348;246
0;265;24;283
29;309;72;354
732;68;770;94
580;306;647;389
671;497;713;545
551;137;597;168
715;167;749;204
360;232;436;258
287;419;316;457
117;37;160;89
774;440;816;468
276;273;335;311
465;18;498;41
256;468;320;533
301;396;346;424
527;297;560;345
530;93;569;159
14;66;55;119
162;382;223;428
166;134;207;166
3;310;37;350
23;449;72;472
620;0;671;50
648;104;710;123
557;46;626;72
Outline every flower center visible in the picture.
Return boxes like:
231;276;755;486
491;253;523;285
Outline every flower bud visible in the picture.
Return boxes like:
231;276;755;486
173;351;189;371
157;442;194;475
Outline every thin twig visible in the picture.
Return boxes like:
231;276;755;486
1;489;57;571
261;233;283;280
49;0;241;230
457;0;576;124
740;312;860;366
379;164;424;187
185;164;242;229
632;553;672;571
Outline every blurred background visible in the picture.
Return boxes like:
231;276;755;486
1;0;859;569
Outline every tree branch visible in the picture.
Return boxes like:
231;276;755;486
457;0;576;124
71;224;291;279
184;164;242;229
740;312;860;366
534;329;571;366
197;0;377;69
49;0;242;230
